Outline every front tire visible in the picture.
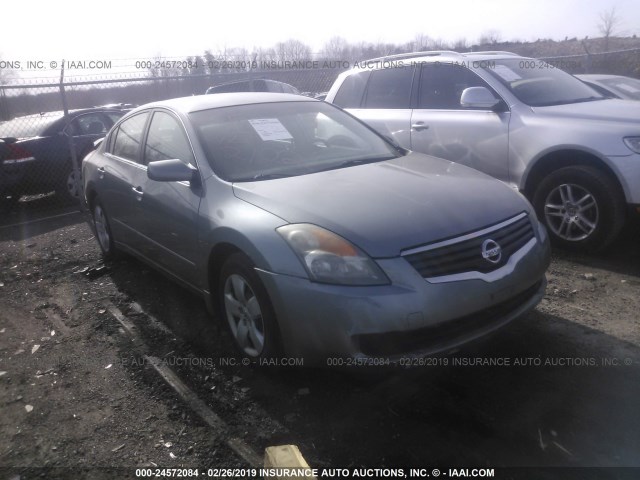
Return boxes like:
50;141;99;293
532;165;625;252
219;253;281;360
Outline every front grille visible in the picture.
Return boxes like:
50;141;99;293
356;280;543;357
402;213;534;278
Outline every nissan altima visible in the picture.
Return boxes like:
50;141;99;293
83;93;550;364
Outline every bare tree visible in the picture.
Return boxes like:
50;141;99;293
321;36;350;59
478;30;502;46
453;37;469;51
251;47;278;66
184;56;206;76
598;6;621;51
148;54;171;77
274;39;312;62
411;34;431;52
203;50;217;74
430;38;450;50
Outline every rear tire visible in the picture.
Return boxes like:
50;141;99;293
91;198;118;260
56;162;81;204
532;165;626;252
218;253;281;361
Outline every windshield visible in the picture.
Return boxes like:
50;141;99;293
190;101;400;182
484;59;606;106
599;76;640;101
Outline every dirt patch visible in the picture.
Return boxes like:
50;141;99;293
1;212;639;475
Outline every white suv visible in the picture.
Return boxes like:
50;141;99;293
326;51;640;251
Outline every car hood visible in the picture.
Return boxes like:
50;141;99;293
533;98;640;123
232;153;531;258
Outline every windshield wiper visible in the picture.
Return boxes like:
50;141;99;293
569;96;605;104
535;96;604;107
310;156;395;175
250;172;292;181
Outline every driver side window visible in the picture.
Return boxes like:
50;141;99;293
144;111;196;167
418;64;494;109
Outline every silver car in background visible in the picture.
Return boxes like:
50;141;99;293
575;74;640;101
326;51;640;252
83;93;549;364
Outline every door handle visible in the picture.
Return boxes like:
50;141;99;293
411;122;429;131
132;186;144;200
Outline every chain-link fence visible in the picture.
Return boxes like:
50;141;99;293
539;47;640;77
0;68;342;215
1;49;639;215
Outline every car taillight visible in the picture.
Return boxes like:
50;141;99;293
3;143;36;163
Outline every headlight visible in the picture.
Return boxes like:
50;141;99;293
277;224;389;286
623;137;640;154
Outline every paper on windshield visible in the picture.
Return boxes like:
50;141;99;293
248;118;293;141
492;65;522;82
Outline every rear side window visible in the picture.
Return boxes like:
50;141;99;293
363;67;413;109
144;111;195;167
67;113;110;136
105;112;126;124
418;64;490;109
111;112;149;162
332;71;370;108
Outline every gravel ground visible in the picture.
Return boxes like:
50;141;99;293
1;204;639;479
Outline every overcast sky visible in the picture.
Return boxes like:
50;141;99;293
1;0;637;73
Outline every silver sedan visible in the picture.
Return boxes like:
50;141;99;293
83;93;550;364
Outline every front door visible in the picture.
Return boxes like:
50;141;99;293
410;63;511;183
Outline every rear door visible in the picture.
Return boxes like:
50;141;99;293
410;63;511;182
341;66;415;148
99;111;150;251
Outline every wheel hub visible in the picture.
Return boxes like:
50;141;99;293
223;274;265;357
544;183;599;242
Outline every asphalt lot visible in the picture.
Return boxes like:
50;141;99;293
0;201;639;479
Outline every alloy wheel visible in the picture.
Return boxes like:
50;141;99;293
544;183;599;241
223;273;265;357
93;205;111;253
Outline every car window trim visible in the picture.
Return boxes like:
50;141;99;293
416;63;508;111
108;110;152;164
104;151;148;171
141;108;204;188
362;64;416;109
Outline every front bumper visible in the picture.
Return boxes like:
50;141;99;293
607;153;640;204
257;230;550;364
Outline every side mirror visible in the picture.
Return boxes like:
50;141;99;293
460;87;502;110
147;159;196;182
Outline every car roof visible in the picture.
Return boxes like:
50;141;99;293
131;92;316;115
0;107;129;138
350;50;526;70
3;106;128;122
575;74;628;81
